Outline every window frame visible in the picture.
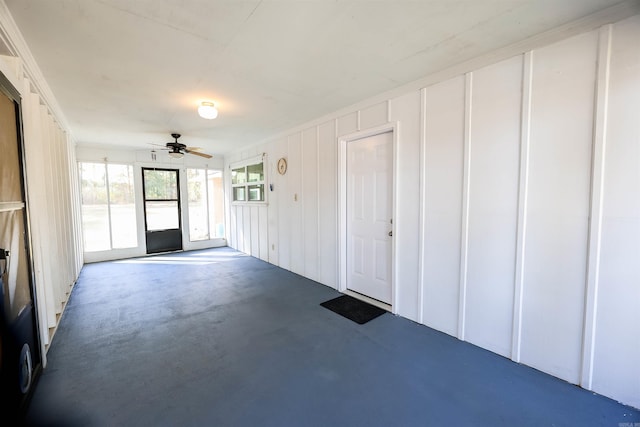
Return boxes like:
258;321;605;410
186;167;225;242
230;154;267;205
79;161;138;252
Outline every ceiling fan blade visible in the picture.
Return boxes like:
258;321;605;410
185;149;213;159
185;146;203;151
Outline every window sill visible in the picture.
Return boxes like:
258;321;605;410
231;201;269;207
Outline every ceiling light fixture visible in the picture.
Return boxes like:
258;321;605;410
198;101;218;119
168;151;184;159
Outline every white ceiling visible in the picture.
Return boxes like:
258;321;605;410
3;0;630;156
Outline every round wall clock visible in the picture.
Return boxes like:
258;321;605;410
277;157;288;175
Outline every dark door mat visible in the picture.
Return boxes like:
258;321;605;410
320;295;387;324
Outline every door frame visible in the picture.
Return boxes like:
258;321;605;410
0;70;42;412
338;122;398;313
141;167;183;254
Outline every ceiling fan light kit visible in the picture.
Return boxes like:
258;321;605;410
198;101;218;120
152;133;213;159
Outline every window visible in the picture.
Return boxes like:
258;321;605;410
231;157;265;202
187;168;225;241
143;168;180;231
79;162;137;251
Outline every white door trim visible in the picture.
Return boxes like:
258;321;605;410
338;122;398;314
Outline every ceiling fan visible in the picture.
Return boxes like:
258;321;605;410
152;133;212;159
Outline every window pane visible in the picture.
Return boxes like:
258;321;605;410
187;169;208;241
108;164;137;248
145;201;179;230
231;167;246;185
80;163;110;251
144;169;178;199
247;162;263;182
208;170;225;238
248;184;264;201
233;186;246;201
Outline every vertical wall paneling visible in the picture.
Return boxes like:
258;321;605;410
390;91;422;321
302;127;319;282
58;129;73;286
465;55;524;358
242;207;251;254
236;205;245;253
315;127;321;281
590;15;640;409
39;107;60;312
47;114;62;310
421;76;466;336
318;120;338;287
360;101;389;130
512;52;533;362
458;73;473;340
520;30;598;384
67;139;84;274
250;206;260;257
38;109;57;328
277;137;291;271
258;206;269;261
267;140;280;266
337;112;358;137
221;17;640;409
337;130;347;292
229;205;237;250
288;132;304;275
53;120;67;306
581;24;612;389
23;88;53;347
418;88;427;324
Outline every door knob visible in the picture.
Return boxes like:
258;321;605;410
388;231;393;237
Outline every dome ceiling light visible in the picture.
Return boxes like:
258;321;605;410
198;101;218;119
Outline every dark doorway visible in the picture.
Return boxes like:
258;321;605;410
0;71;41;415
142;168;183;254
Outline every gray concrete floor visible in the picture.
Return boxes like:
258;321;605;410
24;247;640;426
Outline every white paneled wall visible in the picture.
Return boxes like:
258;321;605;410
20;77;83;360
465;56;522;358
421;75;466;337
227;16;640;409
589;17;640;407
389;92;420;322
520;30;598;385
302;126;319;282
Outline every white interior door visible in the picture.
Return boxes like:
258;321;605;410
346;131;393;304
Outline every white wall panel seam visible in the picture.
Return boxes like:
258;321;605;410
301;131;306;276
53;120;68;306
337;130;346;292
34;100;56;330
581;23;612;390
316;125;321;280
287;135;292;268
68;137;80;276
418;88;427;325
334;119;340;287
22;83;51;360
512;51;533;362
67;138;83;271
39;106;60;313
60;131;74;283
458;72;473;340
